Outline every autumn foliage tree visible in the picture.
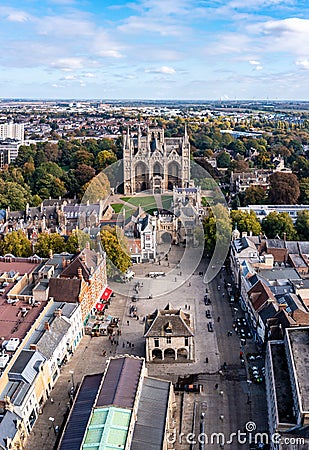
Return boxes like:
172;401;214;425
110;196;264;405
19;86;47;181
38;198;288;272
268;172;300;205
100;226;132;274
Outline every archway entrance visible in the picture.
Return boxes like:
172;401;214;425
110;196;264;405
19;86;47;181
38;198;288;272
152;349;163;360
164;348;176;360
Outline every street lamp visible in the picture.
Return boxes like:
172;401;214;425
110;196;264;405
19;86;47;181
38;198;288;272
69;370;75;391
49;417;56;435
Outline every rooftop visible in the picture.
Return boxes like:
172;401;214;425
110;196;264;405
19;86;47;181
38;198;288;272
96;356;144;409
82;407;131;450
131;377;170;450
58;373;103;450
286;328;309;413
269;342;297;424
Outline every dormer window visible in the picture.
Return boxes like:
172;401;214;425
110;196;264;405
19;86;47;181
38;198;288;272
165;321;173;334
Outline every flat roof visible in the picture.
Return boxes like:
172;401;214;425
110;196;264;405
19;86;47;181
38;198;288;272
131;377;170;450
96;357;143;409
58;373;103;450
286;328;309;413
0;292;46;341
269;342;297;424
82;407;131;450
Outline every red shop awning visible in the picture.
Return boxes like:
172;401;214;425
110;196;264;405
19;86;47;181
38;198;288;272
101;287;113;302
95;302;105;311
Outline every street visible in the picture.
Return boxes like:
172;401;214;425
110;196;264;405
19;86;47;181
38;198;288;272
25;247;267;450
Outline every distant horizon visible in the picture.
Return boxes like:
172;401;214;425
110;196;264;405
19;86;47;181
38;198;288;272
0;1;308;99
1;98;309;104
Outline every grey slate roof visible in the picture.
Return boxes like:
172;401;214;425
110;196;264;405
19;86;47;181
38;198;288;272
36;316;71;359
9;350;45;384
0;410;22;450
131;377;170;450
144;304;194;337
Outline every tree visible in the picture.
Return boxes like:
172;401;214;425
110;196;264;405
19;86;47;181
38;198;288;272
100;226;131;273
244;186;267;205
268;172;300;204
299;178;309;204
80;171;110;203
34;233;66;257
0;230;32;257
295;211;309;240
66;230;91;254
230;210;262;235
95;150;117;171
73;164;96;189
0;180;32;211
262;212;297;240
203;204;232;254
216;152;231;169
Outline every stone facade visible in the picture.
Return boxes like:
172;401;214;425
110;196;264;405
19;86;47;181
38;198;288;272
123;126;190;195
144;304;195;362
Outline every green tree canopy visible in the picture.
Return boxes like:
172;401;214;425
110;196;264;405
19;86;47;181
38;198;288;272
299;178;309;204
216;151;231;168
230;210;262;235
0;230;32;257
295;211;309;241
262;212;297;240
100;226;131;274
34;232;66;257
66;230;91;254
203;204;232;254
244;186;268;205
0;180;32;211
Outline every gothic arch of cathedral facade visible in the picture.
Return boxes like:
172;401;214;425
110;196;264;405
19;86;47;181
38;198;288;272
123;126;190;195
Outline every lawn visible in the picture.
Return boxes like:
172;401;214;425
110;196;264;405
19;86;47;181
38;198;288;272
120;196;156;210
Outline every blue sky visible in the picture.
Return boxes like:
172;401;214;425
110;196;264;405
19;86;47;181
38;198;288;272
0;0;308;100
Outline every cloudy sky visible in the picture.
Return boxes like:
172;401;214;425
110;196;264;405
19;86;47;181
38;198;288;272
0;0;308;100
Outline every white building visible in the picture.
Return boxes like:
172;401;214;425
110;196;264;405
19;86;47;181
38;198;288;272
265;328;309;449
238;205;309;223
0;122;24;144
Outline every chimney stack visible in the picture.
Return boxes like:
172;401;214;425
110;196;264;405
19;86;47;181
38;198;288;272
279;303;287;311
54;308;62;318
77;267;83;280
62;257;66;269
44;321;50;331
86;241;90;250
30;344;37;351
283;232;287;241
49;249;53;259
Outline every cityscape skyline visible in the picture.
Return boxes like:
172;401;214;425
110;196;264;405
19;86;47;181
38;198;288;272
0;0;309;100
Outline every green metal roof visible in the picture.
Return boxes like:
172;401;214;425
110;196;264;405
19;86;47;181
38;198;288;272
82;407;131;450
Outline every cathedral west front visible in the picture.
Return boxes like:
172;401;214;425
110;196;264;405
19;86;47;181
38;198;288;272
123;126;190;195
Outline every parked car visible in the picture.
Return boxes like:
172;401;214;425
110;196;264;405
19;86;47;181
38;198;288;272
206;310;212;319
207;322;214;332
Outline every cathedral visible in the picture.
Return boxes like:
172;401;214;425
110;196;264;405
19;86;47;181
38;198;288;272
123;126;190;195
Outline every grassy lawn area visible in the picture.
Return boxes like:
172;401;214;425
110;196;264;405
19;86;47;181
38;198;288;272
111;203;134;218
161;195;173;210
120;196;157;210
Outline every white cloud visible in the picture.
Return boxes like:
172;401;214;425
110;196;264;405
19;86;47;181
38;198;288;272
84;72;95;78
296;59;309;69
51;58;85;71
0;7;31;23
145;66;176;74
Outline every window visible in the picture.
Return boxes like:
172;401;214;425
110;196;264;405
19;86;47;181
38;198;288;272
185;337;189;346
154;339;159;347
166;336;171;344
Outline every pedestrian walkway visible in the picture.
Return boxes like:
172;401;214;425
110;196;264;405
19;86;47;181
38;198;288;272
24;295;127;450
